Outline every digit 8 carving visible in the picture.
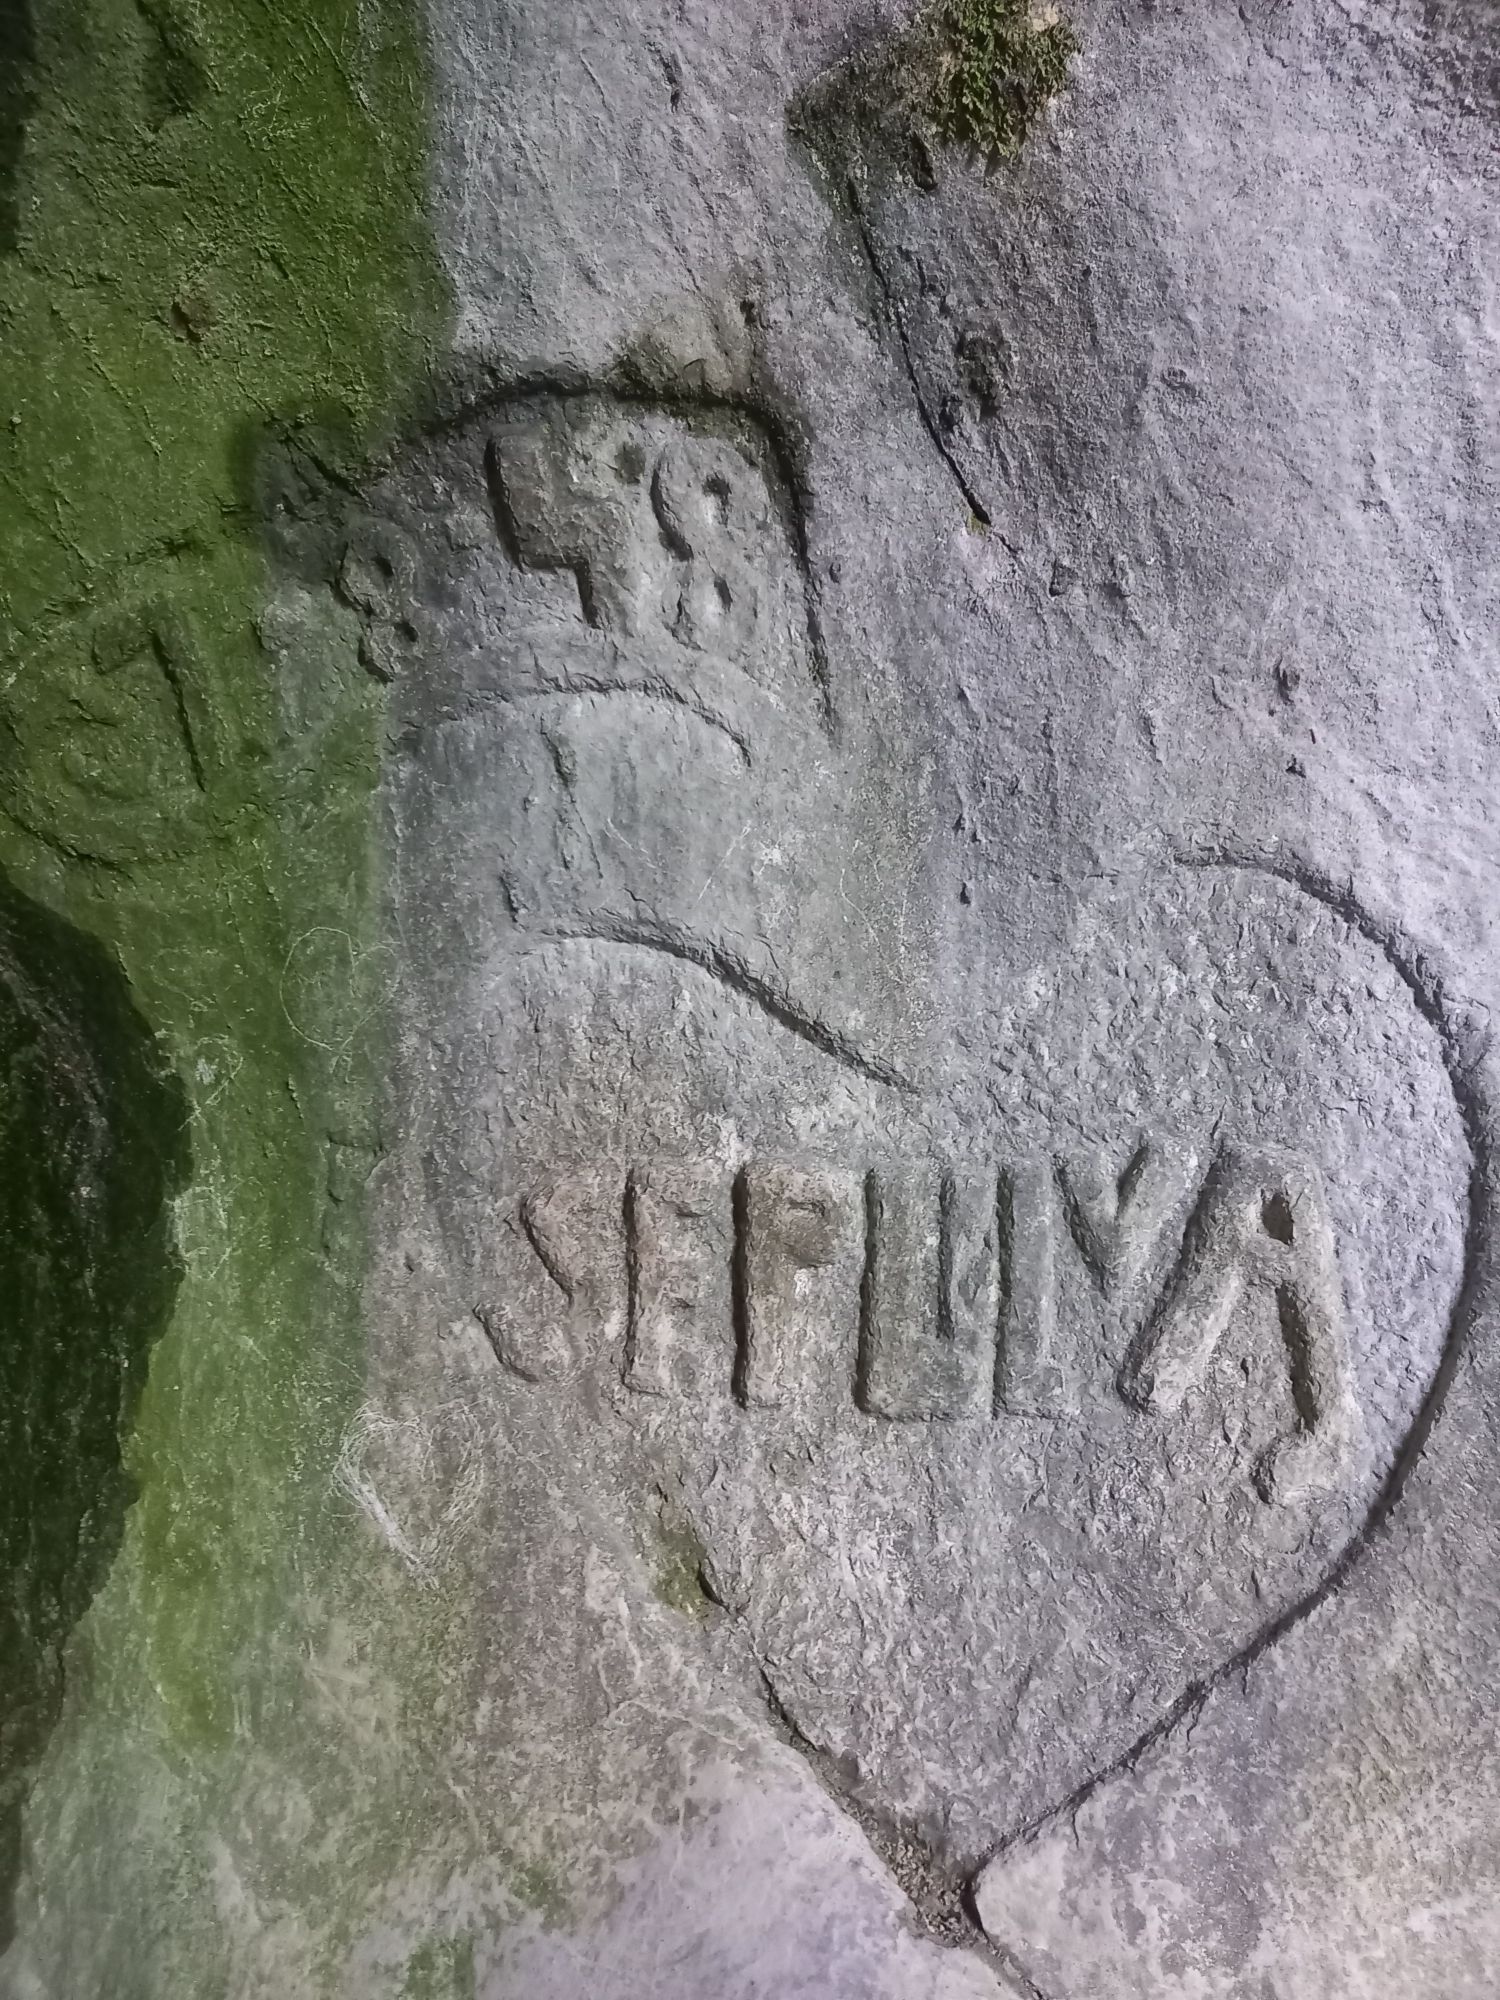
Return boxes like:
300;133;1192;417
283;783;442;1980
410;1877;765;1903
649;437;767;661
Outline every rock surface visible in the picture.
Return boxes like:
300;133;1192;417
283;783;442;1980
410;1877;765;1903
1;1;1497;1995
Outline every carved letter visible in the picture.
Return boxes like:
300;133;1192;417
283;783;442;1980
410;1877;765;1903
733;1163;862;1409
625;1162;733;1397
1120;1148;1357;1499
858;1162;996;1421
478;1169;624;1382
1056;1136;1202;1300
488;411;647;634
996;1161;1069;1415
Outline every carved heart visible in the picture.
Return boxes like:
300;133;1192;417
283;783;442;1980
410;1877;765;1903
371;390;1470;1865
334;1402;487;1585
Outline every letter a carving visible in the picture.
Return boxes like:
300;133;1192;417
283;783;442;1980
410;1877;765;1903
1119;1148;1358;1500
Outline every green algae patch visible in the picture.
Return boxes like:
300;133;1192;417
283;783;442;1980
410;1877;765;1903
400;1933;477;2000
0;0;453;1987
649;1502;716;1621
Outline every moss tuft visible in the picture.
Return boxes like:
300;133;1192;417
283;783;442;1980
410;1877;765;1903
931;0;1079;160
652;1514;714;1620
790;0;1078;190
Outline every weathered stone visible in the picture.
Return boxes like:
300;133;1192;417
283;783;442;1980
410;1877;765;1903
2;0;1497;1995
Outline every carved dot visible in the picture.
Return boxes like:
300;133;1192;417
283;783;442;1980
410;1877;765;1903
1261;1192;1296;1243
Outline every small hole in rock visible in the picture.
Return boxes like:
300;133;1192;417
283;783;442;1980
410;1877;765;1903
1261;1192;1296;1243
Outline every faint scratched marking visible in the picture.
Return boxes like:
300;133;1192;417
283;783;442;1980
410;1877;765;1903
334;1402;487;1584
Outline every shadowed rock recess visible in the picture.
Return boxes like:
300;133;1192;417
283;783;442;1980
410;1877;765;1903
0;876;186;1947
0;0;34;255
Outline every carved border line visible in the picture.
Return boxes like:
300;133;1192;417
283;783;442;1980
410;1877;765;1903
968;848;1494;1893
706;848;1490;1989
506;851;1481;1981
412;679;755;768
526;912;918;1092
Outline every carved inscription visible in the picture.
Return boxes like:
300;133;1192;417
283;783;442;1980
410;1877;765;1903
1120;1148;1357;1500
490;406;771;658
482;395;825;727
478;1169;623;1383
483;1140;1360;1496
3;580;254;863
1057;1137;1202;1299
860;1163;997;1421
996;1160;1064;1416
735;1164;863;1408
625;1163;733;1397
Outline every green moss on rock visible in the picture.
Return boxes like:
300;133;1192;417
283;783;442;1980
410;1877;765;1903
0;0;451;1988
651;1510;715;1620
791;0;1079;191
400;1933;477;2000
931;0;1079;160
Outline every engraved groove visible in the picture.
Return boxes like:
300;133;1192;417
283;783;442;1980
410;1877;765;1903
971;849;1491;1885
528;913;917;1091
730;1165;754;1407
843;175;999;536
855;1167;882;1413
622;1169;645;1389
429;679;754;766
484;434;602;627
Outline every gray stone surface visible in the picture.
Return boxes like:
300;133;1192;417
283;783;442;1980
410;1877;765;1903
328;0;1500;1989
5;2;1487;1994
